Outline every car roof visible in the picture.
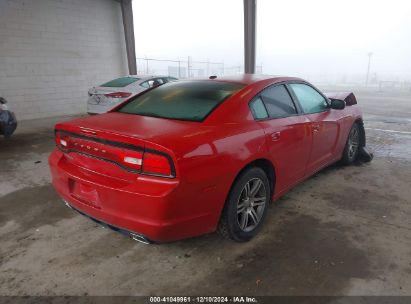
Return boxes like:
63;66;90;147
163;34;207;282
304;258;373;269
207;74;305;85
127;75;174;81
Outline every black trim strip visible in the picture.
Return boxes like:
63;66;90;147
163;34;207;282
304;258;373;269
58;130;144;151
55;130;176;178
66;150;143;174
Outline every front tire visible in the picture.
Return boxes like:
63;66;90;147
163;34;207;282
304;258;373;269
341;122;360;165
218;167;270;242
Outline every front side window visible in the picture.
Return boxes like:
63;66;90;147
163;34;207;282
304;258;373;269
289;83;328;114
149;78;164;87
260;85;297;118
118;81;244;121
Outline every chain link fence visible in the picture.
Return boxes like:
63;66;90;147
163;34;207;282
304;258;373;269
136;57;262;78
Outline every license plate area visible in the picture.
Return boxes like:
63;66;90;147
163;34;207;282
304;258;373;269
69;179;101;209
89;94;105;105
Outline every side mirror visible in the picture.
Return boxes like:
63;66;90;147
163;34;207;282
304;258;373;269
330;99;345;110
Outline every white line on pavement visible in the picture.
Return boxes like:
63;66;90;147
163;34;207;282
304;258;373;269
365;127;411;135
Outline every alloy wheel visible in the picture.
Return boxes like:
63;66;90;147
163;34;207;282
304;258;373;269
348;126;359;159
237;178;267;232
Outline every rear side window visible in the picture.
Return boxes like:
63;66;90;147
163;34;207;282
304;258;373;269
250;97;269;119
260;85;297;118
288;83;328;114
140;78;165;88
101;77;139;87
118;81;244;121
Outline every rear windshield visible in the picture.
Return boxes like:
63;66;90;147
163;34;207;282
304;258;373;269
117;81;245;121
101;77;139;87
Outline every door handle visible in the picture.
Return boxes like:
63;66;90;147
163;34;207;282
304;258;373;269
270;131;281;141
312;124;320;132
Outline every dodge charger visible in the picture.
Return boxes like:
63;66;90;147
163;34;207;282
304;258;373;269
49;75;371;243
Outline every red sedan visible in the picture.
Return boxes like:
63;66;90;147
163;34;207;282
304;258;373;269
49;75;370;243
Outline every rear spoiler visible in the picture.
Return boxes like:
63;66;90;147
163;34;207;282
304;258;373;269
323;92;357;106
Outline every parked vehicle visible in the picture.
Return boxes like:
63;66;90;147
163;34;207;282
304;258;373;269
0;97;17;138
87;75;178;114
49;75;371;243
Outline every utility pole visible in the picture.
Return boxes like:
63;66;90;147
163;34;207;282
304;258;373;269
244;0;256;74
120;0;137;75
366;52;373;86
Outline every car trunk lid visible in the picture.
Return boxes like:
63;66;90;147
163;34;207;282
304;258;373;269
54;112;206;179
88;87;134;105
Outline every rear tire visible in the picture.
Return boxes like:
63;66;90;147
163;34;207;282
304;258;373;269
218;167;270;242
341;123;360;165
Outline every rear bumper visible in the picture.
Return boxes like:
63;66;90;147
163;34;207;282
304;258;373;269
63;200;153;244
49;149;219;242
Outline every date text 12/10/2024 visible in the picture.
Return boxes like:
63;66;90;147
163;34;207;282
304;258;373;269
149;296;258;303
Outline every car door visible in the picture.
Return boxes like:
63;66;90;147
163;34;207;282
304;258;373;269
249;84;312;192
288;83;342;175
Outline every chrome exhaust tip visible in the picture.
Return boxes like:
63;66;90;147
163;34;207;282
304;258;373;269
63;200;73;209
130;232;151;244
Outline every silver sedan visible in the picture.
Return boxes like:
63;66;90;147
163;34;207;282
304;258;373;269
87;75;178;114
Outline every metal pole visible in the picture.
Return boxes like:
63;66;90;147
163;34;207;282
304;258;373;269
244;0;256;74
120;0;137;75
178;60;181;78
366;52;373;86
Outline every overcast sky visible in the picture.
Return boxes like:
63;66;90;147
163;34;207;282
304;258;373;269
132;0;411;81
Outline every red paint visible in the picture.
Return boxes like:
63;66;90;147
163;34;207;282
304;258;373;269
104;92;132;98
49;75;363;242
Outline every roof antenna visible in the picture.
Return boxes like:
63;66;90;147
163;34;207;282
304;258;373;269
209;75;217;79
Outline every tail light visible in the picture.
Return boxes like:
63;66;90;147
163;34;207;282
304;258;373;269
104;92;132;98
142;151;172;177
55;131;175;178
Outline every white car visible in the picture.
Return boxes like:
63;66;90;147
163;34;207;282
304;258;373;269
87;75;178;114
